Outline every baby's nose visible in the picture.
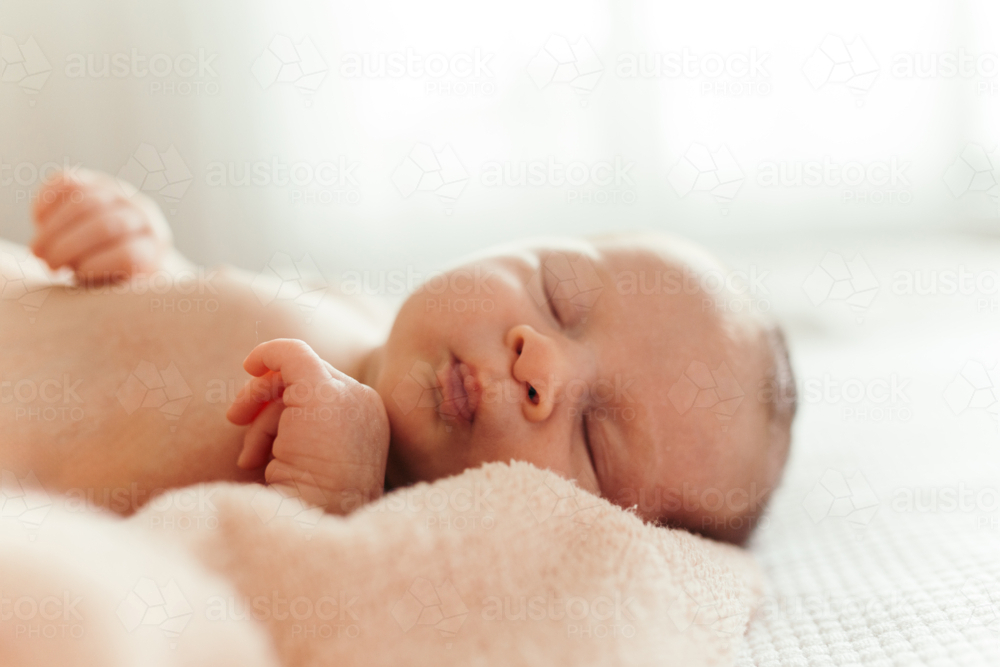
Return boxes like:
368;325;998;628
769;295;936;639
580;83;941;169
504;324;571;422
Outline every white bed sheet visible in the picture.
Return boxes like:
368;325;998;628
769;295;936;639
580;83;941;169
730;234;1000;666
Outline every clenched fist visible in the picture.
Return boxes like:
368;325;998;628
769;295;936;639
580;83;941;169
31;168;174;283
226;338;390;514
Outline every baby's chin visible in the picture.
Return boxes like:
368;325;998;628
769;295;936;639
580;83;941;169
382;433;418;490
380;402;444;489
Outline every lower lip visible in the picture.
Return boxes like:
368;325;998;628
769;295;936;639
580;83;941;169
436;357;479;424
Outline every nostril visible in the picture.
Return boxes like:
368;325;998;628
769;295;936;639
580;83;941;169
527;384;539;404
516;340;523;355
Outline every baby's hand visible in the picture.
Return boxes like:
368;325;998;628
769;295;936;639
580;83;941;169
31;168;174;283
225;339;390;513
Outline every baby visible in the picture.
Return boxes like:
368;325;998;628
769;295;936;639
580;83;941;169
2;169;795;544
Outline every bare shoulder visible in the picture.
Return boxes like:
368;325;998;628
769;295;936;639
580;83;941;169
206;262;395;375
213;261;397;327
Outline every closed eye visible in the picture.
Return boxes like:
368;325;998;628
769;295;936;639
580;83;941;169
540;272;563;326
582;411;598;485
548;296;562;325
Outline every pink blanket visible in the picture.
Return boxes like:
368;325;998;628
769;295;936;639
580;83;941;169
0;461;760;666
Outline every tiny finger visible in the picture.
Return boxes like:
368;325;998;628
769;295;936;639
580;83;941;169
73;235;161;283
227;371;284;425
44;206;146;270
33;186;120;252
237;400;284;469
243;339;330;387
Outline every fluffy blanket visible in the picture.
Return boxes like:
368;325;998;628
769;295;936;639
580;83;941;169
0;461;760;666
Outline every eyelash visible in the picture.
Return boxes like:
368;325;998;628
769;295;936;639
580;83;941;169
548;299;560;324
581;411;597;477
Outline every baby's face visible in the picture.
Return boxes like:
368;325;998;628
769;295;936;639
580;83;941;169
371;234;781;542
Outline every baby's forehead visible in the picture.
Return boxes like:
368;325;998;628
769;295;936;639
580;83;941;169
526;235;726;294
486;234;766;402
590;233;729;280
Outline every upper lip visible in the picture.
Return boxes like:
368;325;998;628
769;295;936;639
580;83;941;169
436;355;481;424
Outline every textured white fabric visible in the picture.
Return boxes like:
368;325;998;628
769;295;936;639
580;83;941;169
737;255;1000;666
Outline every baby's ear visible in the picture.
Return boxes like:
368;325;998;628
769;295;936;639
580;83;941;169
759;322;796;493
761;323;797;423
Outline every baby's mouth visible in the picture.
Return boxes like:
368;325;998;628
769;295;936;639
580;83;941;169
436;356;481;424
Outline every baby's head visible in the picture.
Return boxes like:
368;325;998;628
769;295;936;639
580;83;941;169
369;232;796;543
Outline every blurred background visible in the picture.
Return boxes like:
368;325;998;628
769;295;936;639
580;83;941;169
1;0;998;276
1;0;1000;341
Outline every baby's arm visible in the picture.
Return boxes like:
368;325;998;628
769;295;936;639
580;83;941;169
31;168;192;282
226;338;390;513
